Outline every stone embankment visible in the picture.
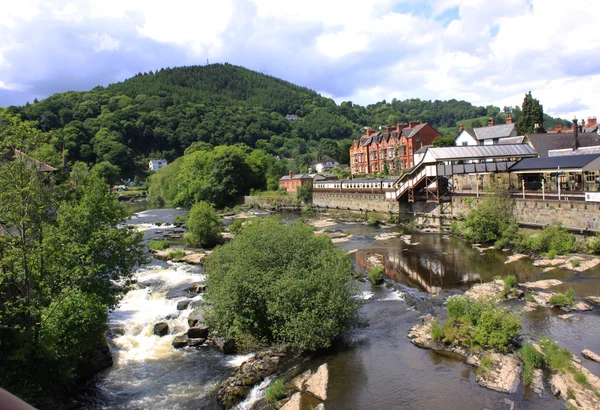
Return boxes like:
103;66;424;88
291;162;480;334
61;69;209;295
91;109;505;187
407;316;522;394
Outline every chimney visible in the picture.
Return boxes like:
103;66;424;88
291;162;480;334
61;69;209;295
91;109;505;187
556;124;562;133
386;124;392;134
409;120;420;129
487;118;495;127
588;117;597;127
506;113;513;124
573;117;579;151
289;171;293;178
534;123;542;133
459;124;464;132
366;127;375;136
396;122;409;132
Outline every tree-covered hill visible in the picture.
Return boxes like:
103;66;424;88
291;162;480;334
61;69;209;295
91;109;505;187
2;63;572;178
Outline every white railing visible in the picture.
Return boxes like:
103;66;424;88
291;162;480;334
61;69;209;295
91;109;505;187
395;165;427;198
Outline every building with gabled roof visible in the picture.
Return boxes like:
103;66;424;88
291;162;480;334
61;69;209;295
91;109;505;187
455;116;518;147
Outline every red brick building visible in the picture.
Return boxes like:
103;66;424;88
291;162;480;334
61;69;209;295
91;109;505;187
350;121;442;175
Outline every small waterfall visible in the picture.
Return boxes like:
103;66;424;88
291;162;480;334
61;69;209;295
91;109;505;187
233;376;273;410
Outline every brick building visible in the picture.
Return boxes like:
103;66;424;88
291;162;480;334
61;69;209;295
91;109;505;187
350;121;442;175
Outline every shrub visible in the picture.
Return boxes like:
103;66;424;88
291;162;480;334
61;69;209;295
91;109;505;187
539;337;573;373
368;216;381;226
585;233;600;254
547;249;557;260
149;239;170;251
455;190;516;244
185;201;223;248
296;184;312;203
369;265;385;285
174;215;188;225
571;259;580;268
549;288;575;308
167;250;185;260
441;296;521;352
519;343;544;386
204;218;362;351
525;294;536;303
265;379;285;403
524;224;575;255
477;355;493;375
430;320;444;340
229;218;244;235
503;275;518;296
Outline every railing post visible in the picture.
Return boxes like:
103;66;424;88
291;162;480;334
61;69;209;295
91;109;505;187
542;179;545;200
522;179;525;200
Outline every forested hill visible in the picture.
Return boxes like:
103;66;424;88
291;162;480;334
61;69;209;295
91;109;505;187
3;63;571;178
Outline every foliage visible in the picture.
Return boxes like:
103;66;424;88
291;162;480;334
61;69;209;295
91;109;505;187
522;224;575;255
167;250;186;260
369;265;385;285
438;296;521;352
585;233;600;254
185;201;223;248
149;239;170;251
368;216;381;226
519;343;544;386
265;379;286;403
477;355;493;375
203;218;362;351
430;320;444;340
525;294;536;303
516;92;545;134
433;135;456;147
539;337;573;373
229;218;244;235
573;370;589;386
571;259;580;268
503;275;518;296
296;184;313;203
548;288;575;308
0;152;145;403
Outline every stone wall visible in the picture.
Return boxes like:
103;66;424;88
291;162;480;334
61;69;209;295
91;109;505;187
312;192;398;214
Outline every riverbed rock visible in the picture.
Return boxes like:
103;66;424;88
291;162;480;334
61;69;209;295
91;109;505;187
504;254;529;264
281;392;301;410
217;347;289;408
305;364;328;401
187;326;209;339
548;356;600;410
290;370;312;391
464;279;505;301
188;309;205;327
187;338;206;347
177;299;191;310
172;335;189;348
582;349;600;363
573;301;593;311
153;322;169;337
531;369;545;397
208;337;237;354
374;232;401;241
76;338;113;382
521;279;563;290
558;313;580;321
584;296;600;306
187;284;206;294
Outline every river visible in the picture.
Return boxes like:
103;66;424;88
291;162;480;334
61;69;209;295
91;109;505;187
79;206;600;410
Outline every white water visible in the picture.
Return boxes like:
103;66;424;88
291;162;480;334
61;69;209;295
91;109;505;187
233;376;273;410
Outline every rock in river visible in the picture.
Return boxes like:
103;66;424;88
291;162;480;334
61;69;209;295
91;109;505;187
172;335;189;348
187;326;209;339
582;349;600;363
153;322;169;337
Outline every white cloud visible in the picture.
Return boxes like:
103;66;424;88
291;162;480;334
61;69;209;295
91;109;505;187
87;33;120;52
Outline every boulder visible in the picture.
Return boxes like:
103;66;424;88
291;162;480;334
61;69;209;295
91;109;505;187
582;349;600;363
573;302;593;311
153;322;169;337
290;370;312;391
76;338;113;381
187;338;206;347
305;364;328;401
531;369;544;397
584;296;600;306
208;337;237;354
172;335;189;349
521;279;563;290
374;232;401;241
504;254;529;264
281;392;302;410
188;309;205;327
475;353;522;394
464;280;504;301
187;284;207;294
187;326;209;339
177;299;192;310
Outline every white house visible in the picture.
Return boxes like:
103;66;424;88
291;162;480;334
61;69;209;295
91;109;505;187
455;117;518;146
310;156;339;173
149;159;168;171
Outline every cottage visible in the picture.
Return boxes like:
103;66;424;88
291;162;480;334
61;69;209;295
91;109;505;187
455;116;518;147
310;156;339;173
149;159;168;171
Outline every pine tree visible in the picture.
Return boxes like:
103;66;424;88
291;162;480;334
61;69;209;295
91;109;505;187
516;92;545;134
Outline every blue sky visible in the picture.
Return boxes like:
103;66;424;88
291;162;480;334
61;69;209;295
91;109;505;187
1;0;599;119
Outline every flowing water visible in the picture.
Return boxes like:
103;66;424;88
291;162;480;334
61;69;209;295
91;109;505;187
80;207;600;409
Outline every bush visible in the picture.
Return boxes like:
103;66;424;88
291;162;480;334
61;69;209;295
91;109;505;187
477;355;493;375
229;218;244;235
440;296;521;352
430;320;444;340
503;275;518;296
571;259;580;268
265;379;285;403
547;249;557;260
525;294;536;303
539;337;574;373
204;218;362;351
524;224;575;255
174;215;188;225
296;184;312;203
585;233;600;254
185;201;223;248
368;216;381;227
369;265;384;285
167;250;185;260
519;343;544;386
149;239;170;251
549;288;575;307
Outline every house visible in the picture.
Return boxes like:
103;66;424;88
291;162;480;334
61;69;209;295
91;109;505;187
525;119;600;157
547;117;597;134
285;114;299;121
279;172;337;193
149;159;168;171
350;121;442;175
455;116;518;146
310;156;339;173
1;147;56;181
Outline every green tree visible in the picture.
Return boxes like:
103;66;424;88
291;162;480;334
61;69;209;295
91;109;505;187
0;153;144;404
185;201;223;247
296;184;313;203
516;91;545;134
204;218;362;350
433;135;456;147
91;161;121;185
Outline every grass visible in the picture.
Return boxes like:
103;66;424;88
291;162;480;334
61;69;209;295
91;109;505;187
167;250;185;260
539;337;573;373
571;259;580;268
525;294;536;303
503;275;518;296
519;343;544;386
573;370;589;386
265;379;285;403
368;216;381;227
430;320;444;340
549;288;575;308
369;265;385;285
149;239;170;251
174;215;187;225
476;355;493;375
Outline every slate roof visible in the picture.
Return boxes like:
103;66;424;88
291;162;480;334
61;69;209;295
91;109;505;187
498;136;526;145
526;133;600;157
510;154;600;171
401;123;428;138
472;123;516;140
423;144;537;161
8;149;57;173
279;173;316;180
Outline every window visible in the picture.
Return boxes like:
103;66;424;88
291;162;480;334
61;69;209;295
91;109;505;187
462;141;468;146
493;138;499;145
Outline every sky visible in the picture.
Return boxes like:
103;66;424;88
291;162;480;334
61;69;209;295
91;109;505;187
0;0;599;120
